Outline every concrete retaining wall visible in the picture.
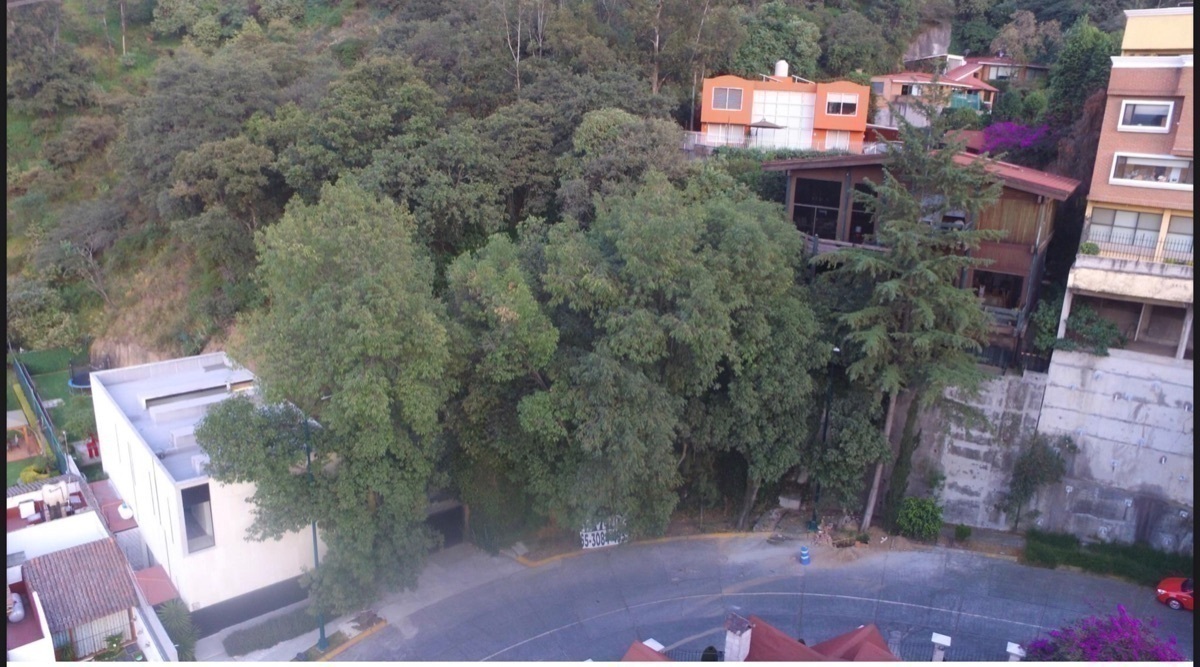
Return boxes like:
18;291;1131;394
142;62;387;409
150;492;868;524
1034;349;1193;554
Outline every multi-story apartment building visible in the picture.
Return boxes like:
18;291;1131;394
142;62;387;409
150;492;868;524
1034;6;1193;551
692;60;873;153
1061;5;1193;359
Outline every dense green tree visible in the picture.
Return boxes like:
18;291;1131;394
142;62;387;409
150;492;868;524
820;10;889;77
122;45;280;206
1045;16;1117;125
817;101;1003;531
6;2;95;115
989;10;1062;64
35;198;126;306
556;107;693;221
269;56;441;200
5;277;78;350
727;2;821;80
208;179;456;614
481;100;559;223
360;123;506;265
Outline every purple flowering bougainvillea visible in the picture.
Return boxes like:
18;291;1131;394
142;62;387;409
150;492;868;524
982;122;1050;153
1025;605;1185;661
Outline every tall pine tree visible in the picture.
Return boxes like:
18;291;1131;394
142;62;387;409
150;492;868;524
817;95;1004;532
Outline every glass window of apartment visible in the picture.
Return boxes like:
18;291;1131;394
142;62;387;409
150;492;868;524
793;178;842;240
900;84;921;96
988;65;1016;81
1111;154;1193;188
1118;100;1173;132
870;81;884;95
713;87;743;111
182;484;215;554
1089;207;1162;248
1164;216;1194;258
826;93;859;116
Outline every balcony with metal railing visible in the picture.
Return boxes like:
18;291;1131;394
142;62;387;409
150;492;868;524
681;132;889;156
1079;220;1194;271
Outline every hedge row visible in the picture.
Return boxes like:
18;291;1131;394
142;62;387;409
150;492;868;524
222;606;319;657
1022;529;1194;587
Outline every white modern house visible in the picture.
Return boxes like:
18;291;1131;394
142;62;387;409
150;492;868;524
90;353;322;629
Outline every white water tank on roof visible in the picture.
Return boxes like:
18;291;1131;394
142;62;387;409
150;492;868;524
774;59;789;78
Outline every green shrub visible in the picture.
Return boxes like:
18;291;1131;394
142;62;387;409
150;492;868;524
1022;539;1059;568
156;599;198;661
895;497;942;542
1022;530;1193;586
19;458;52;484
856;532;871;544
954;523;972;543
1079;241;1100;255
222;605;318;656
331;38;368;67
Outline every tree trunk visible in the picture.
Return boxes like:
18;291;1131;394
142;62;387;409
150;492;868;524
859;391;899;532
119;1;127;57
736;477;760;531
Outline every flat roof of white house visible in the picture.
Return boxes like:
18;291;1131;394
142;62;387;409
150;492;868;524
91;353;256;485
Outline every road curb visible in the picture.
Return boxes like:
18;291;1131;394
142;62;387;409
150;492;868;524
316;620;388;662
514;532;753;568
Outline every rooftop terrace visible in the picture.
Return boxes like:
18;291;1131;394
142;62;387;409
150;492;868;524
91;353;256;484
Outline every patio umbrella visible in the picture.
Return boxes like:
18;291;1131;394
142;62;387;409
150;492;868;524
748;118;785;148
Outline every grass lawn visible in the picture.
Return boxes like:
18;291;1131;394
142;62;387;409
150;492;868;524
16;348;80;376
7;368;19;411
7;457;39;487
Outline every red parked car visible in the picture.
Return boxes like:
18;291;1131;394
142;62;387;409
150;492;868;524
1156;577;1194;611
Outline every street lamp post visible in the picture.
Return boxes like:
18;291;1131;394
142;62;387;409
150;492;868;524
808;347;839;532
302;415;328;652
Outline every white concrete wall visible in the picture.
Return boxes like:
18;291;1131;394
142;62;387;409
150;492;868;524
93;370;323;612
1035;349;1194;552
6;592;56;663
171;479;321;610
93;377;185;591
5;511;109;560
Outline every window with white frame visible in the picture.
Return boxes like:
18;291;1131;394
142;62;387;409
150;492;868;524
1088;207;1162;248
826;130;850;150
1118;100;1173;132
826;93;859;116
988;65;1016;81
1110;153;1193;189
1164;216;1194;255
713;87;743;111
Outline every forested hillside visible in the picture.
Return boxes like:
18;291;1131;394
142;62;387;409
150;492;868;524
6;0;1150;613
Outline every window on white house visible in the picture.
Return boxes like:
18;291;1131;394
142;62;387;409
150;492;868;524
826;93;859;116
870;82;884;95
182;484;215;554
713;87;743;111
1111;154;1193;188
1089;207;1162;248
1118;101;1173;132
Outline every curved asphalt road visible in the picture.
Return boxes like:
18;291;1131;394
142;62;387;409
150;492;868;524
336;537;1194;662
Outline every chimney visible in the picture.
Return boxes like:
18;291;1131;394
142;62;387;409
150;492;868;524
774;60;789;79
724;612;753;662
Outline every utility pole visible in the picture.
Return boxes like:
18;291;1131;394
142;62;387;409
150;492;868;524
302;414;328;652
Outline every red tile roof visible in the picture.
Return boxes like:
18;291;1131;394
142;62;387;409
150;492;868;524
944;63;983;82
763;151;1081;200
952;154;1081;200
621;641;674;661
133;565;180;607
811;623;898;661
23;538;139;633
745;615;828;661
873;71;998;93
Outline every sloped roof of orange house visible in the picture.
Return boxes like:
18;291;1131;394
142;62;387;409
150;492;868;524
745;615;828;661
811;623;899;661
948;129;987;153
621;641;674;661
943;63;984;82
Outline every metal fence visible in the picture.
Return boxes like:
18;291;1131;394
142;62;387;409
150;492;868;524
1081;227;1194;265
11;357;69;474
664;647;724;661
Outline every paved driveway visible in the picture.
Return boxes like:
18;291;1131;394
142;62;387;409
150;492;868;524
336;537;1194;661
